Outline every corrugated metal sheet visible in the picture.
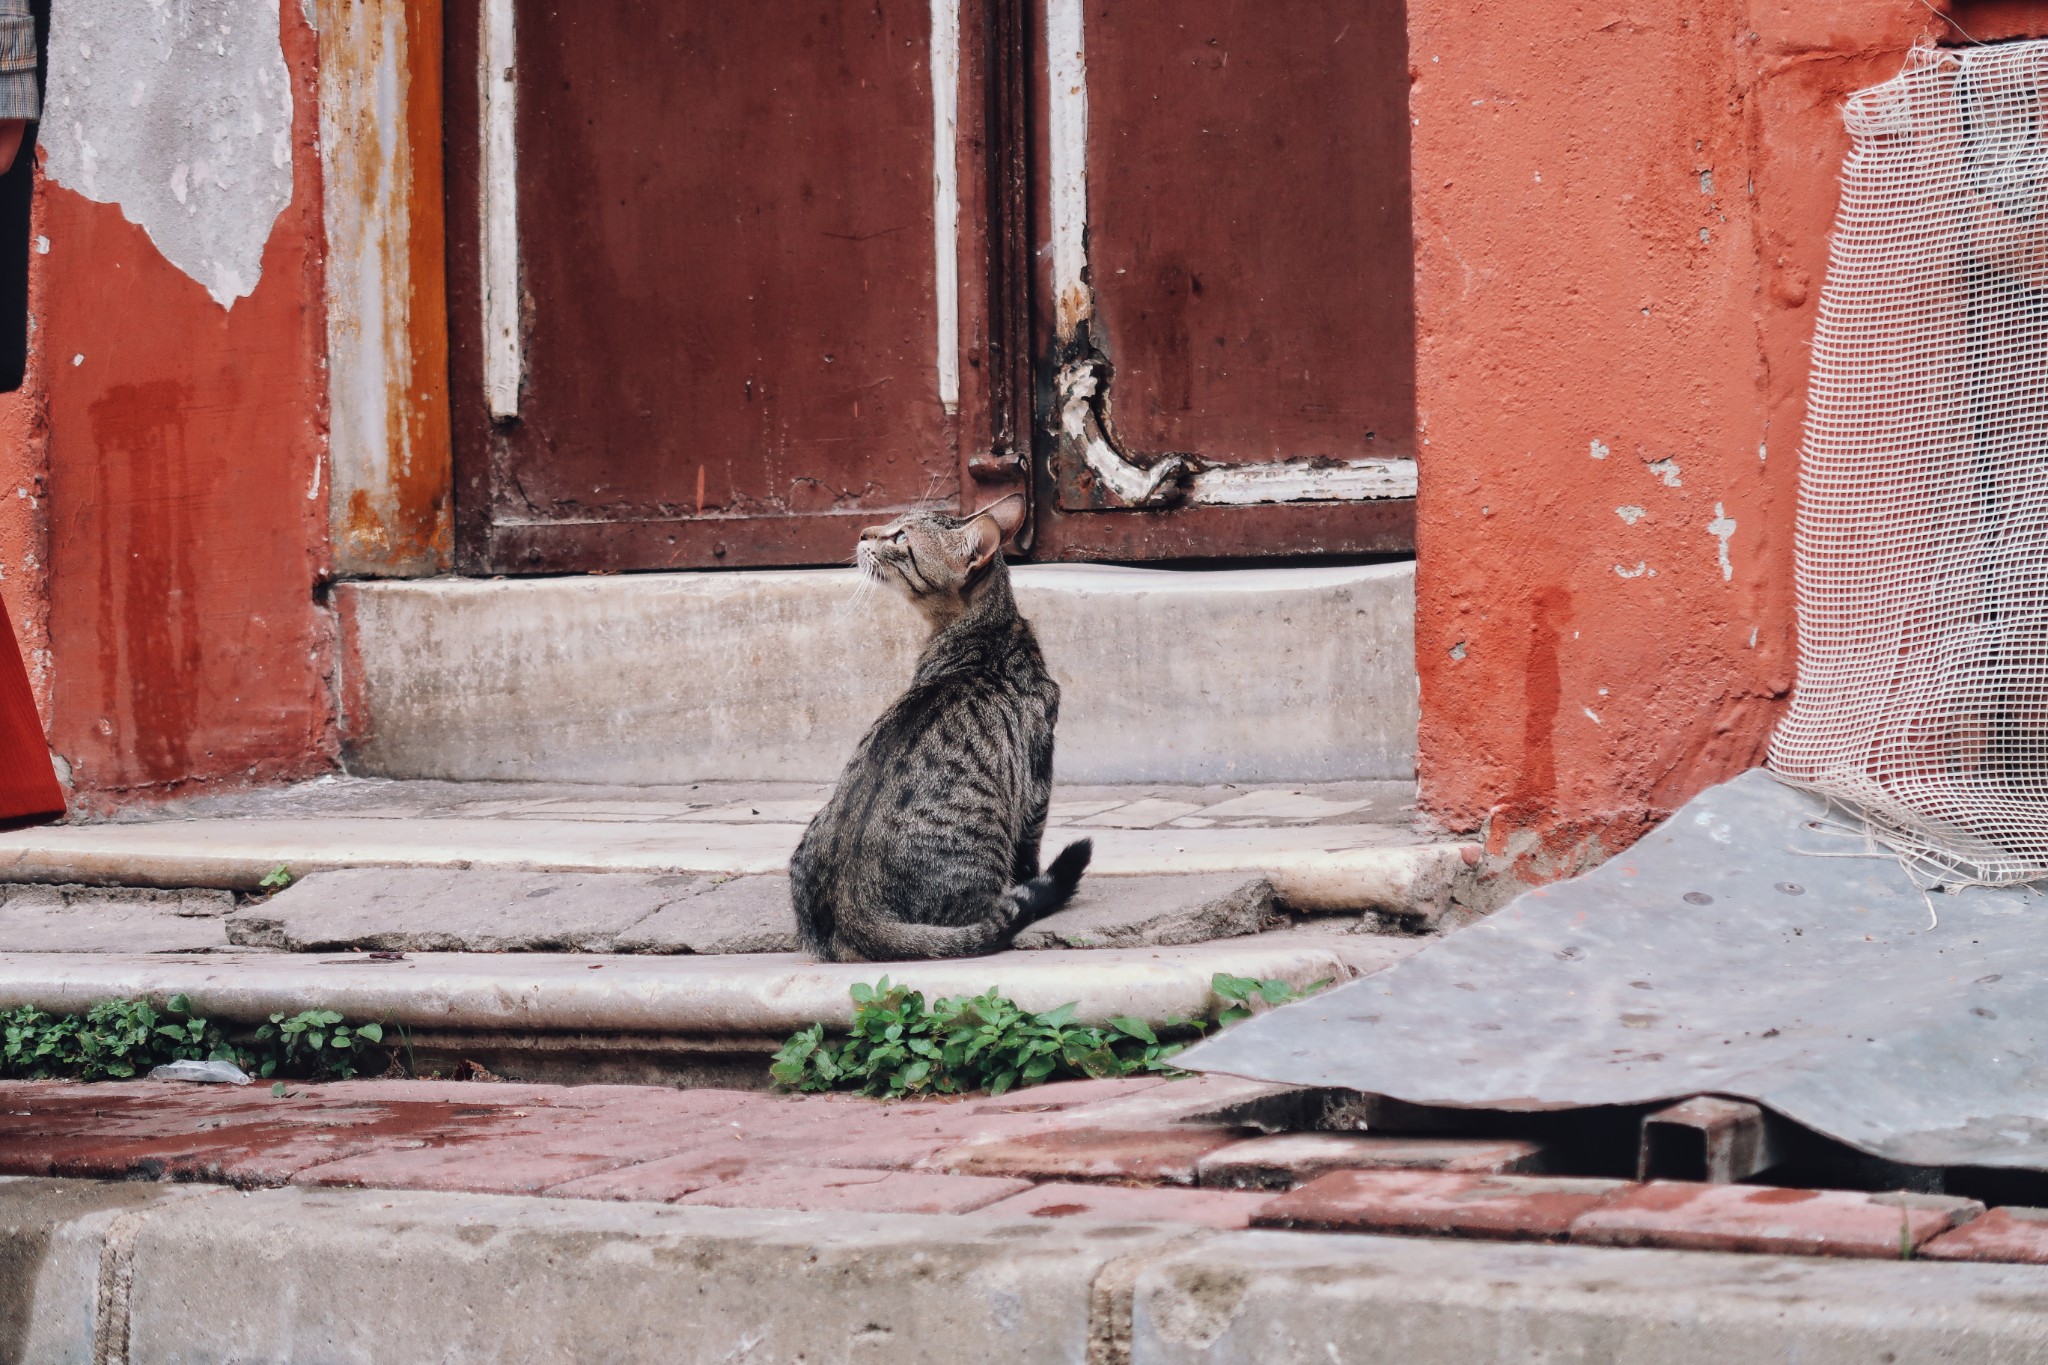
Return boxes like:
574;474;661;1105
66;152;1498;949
1184;769;2048;1170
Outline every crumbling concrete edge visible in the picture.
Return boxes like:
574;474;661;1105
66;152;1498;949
11;1177;2048;1363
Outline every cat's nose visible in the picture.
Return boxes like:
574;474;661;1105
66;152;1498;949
859;524;890;542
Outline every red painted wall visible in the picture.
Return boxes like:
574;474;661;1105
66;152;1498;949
37;3;334;809
1409;2;1943;873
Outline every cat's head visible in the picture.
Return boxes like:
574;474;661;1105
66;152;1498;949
856;494;1026;623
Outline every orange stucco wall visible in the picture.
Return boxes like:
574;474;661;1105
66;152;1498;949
1409;1;1952;873
31;3;335;809
0;0;2004;840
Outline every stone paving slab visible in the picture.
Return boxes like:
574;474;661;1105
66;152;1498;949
202;868;1311;958
226;867;715;952
614;874;802;953
0;884;236;954
1013;873;1275;949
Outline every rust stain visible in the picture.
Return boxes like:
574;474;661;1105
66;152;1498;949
326;0;452;576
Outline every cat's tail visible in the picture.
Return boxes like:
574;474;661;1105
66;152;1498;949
1007;838;1093;924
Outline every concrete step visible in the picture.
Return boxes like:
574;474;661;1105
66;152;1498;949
333;561;1417;786
11;1177;2048;1362
0;932;1420;1085
10;777;1474;917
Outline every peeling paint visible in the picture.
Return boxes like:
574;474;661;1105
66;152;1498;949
318;0;452;576
1614;561;1649;579
1615;504;1646;524
1707;501;1737;581
480;0;520;419
1646;458;1682;487
1046;0;1089;341
929;0;960;414
1590;438;1610;459
44;0;294;307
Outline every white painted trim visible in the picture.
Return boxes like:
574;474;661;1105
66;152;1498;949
930;0;961;415
481;0;521;421
1046;0;1090;341
1185;459;1419;506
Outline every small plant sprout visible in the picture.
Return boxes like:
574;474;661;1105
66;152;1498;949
259;864;294;891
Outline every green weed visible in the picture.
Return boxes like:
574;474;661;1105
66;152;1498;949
770;971;1330;1100
0;995;391;1082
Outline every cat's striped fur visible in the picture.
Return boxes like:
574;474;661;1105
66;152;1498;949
790;495;1091;962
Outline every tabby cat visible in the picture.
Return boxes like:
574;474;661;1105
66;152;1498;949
790;494;1091;961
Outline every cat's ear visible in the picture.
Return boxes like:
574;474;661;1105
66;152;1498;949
966;494;1026;572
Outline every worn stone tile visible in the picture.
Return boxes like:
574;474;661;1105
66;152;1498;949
225;867;712;952
675;1167;1031;1214
1254;1170;1633;1242
611;875;800;954
1196;1133;1549;1189
1011;874;1275;949
976;1181;1277;1229
933;1125;1245;1186
1922;1206;2048;1263
1197;791;1377;822
1066;799;1206;829
0;884;236;953
1571;1182;1984;1259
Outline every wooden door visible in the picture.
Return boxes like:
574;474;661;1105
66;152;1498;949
444;1;1414;571
446;1;972;572
1029;0;1416;560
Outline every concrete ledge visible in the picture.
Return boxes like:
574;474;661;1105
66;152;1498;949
20;1182;1190;1364
336;561;1417;786
1130;1230;2048;1362
0;816;1469;913
12;1179;2048;1364
0;935;1420;1035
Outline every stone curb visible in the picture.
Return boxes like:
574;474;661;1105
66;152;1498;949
0;819;1472;913
0;936;1408;1035
9;1177;2048;1363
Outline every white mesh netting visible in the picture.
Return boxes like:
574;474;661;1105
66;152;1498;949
1771;40;2048;885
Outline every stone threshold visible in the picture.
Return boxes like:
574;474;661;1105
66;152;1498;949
0;809;1470;918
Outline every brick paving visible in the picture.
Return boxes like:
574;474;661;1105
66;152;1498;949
4;1073;2048;1267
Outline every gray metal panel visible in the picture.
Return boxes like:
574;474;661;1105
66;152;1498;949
1182;769;2048;1169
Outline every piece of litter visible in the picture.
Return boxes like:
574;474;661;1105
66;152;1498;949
149;1059;252;1086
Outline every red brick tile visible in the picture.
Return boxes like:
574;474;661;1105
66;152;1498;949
1061;1074;1322;1131
289;1098;732;1195
1922;1207;2048;1263
1570;1182;1984;1259
1253;1170;1632;1242
977;1182;1277;1229
545;1150;758;1202
1197;1133;1548;1189
933;1125;1247;1185
675;1167;1031;1214
953;1077;1170;1115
